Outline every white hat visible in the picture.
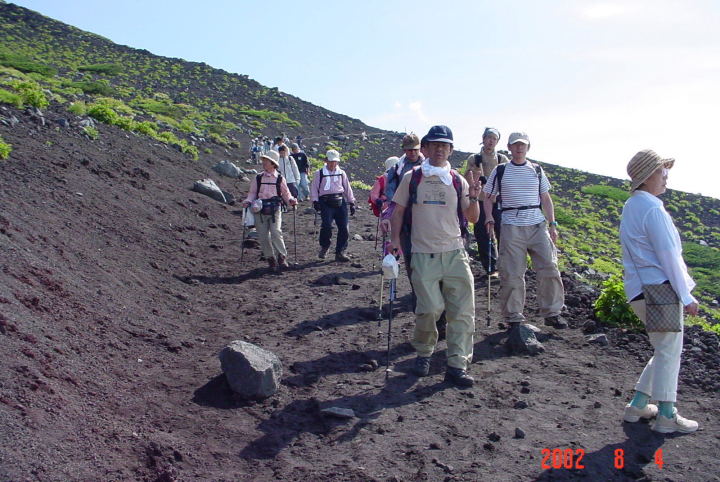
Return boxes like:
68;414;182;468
260;150;280;167
326;149;341;163
508;132;530;145
384;156;400;170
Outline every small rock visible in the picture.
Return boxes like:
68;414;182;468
353;234;363;241
320;407;355;419
520;386;530;394
587;334;609;346
483;442;495;451
488;432;501;442
514;428;526;439
594;401;602;409
582;320;597;333
514;400;528;409
351;263;363;268
429;442;441;450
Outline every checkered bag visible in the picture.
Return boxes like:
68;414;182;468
644;283;682;332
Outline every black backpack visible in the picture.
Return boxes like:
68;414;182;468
256;172;283;197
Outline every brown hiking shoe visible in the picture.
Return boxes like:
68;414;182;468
277;254;289;268
318;246;329;259
335;252;350;262
544;315;568;329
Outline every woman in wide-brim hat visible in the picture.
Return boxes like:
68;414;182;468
242;150;296;271
618;149;699;434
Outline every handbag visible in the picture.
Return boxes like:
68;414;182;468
627;251;682;332
243;207;255;227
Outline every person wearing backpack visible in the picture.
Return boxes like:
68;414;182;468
242;150;297;271
383;133;424;204
368;156;400;217
277;144;301;198
464;127;508;277
482;132;566;329
290;143;310;202
388;125;482;388
310;149;356;262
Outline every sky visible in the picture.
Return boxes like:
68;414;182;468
10;0;720;199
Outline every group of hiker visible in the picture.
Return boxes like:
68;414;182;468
239;125;700;434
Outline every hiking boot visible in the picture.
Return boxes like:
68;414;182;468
623;403;658;423
444;367;474;388
412;356;431;377
652;409;699;434
489;271;499;280
544;315;568;329
318;246;329;259
267;257;278;271
277;254;289;268
335;251;350;262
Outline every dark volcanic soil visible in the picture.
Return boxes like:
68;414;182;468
1;105;719;482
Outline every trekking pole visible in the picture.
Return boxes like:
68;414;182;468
377;232;387;325
293;205;298;262
240;207;248;266
487;237;493;327
372;215;380;271
386;277;396;379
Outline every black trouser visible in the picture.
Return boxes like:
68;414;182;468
474;202;502;273
319;200;349;254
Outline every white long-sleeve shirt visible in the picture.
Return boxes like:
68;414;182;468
619;190;697;306
278;155;300;184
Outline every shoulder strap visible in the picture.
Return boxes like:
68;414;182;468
255;174;262;195
492;163;506;195
408;166;423;205
276;173;283;197
451;171;469;237
474;153;482;167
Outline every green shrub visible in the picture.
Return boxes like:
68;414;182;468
0;137;11;159
82;126;98;140
0;49;57;76
581;184;630;202
13;80;49;108
0;87;21;107
87;103;120;124
62;80;115;96
554;206;578;227
133;121;157;136
594;275;642;330
68;101;87;116
77;63;122;75
683;242;720;270
350;180;372;191
685;315;720;335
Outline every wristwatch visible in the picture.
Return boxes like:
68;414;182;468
549;221;558;227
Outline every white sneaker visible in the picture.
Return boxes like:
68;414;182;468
652;408;699;434
623;403;658;423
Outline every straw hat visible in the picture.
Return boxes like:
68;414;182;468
326;149;341;163
627;149;675;191
260;150;280;168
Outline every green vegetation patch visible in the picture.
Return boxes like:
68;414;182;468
77;63;122;76
594;275;642;330
0;136;12;159
350;180;372;191
61;79;115;96
581;184;630;202
237;108;301;128
0;87;21;107
0;48;57;77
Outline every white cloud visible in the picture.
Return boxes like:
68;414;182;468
365;100;431;134
578;2;633;20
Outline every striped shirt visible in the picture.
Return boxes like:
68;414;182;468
483;161;551;226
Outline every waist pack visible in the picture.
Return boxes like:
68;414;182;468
261;197;282;215
321;193;344;208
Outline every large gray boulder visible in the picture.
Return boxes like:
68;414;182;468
212;160;242;178
219;341;283;399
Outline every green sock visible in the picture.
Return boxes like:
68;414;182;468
659;401;674;418
630;391;650;409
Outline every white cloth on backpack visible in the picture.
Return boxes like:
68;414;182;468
382;253;399;279
322;166;345;191
420;160;452;185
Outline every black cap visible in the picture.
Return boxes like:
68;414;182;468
425;125;453;144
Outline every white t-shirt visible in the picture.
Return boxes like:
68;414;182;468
483;161;550;226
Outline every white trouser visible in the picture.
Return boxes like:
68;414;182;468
630;299;683;402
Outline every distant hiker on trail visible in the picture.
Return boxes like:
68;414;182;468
242;150;297;271
368;156;400;217
277;144;301;199
620;149;699;434
311;149;356;262
483;132;566;330
388;125;481;388
464;127;508;278
295;135;303;149
290;143;310;202
271;136;283;152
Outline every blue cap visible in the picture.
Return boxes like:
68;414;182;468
425;125;453;144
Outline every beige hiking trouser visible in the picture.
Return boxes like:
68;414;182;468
410;249;475;370
498;222;564;323
255;212;288;258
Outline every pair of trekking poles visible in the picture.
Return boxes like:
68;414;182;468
239;205;298;266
